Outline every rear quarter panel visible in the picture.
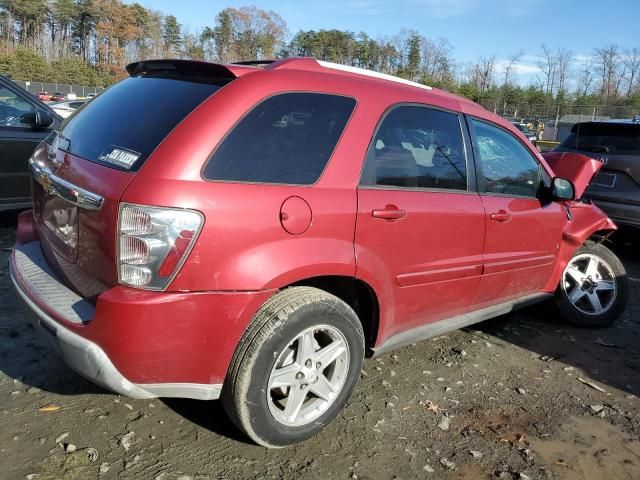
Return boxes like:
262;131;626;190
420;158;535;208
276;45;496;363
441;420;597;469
122;71;375;291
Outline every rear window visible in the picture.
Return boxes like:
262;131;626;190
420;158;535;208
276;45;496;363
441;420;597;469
58;76;222;170
560;123;640;155
203;93;356;185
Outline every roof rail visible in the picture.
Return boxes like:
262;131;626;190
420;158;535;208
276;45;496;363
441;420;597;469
232;60;276;67
267;57;432;91
317;60;432;91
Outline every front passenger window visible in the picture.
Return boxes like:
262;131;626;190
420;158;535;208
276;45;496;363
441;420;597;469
0;87;35;127
471;119;541;197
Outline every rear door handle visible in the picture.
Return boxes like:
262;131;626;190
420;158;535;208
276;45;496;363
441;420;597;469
372;206;406;220
490;210;512;222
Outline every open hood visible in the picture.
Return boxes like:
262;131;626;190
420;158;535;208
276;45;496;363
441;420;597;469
542;152;604;200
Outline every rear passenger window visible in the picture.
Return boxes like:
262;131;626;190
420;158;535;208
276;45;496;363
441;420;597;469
203;93;355;185
360;106;467;190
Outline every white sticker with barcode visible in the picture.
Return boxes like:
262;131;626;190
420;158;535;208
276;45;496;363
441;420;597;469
99;147;140;168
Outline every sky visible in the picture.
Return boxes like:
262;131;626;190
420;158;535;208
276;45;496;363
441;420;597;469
131;0;640;85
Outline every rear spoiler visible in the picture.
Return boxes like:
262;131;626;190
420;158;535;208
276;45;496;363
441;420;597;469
125;59;257;83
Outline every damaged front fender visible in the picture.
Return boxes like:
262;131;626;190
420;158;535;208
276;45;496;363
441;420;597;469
562;202;617;247
543;201;617;292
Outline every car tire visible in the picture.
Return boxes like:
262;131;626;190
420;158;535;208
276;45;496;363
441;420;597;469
555;241;628;328
222;286;365;448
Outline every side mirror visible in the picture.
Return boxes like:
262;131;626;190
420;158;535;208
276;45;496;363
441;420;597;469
551;177;575;201
20;109;55;129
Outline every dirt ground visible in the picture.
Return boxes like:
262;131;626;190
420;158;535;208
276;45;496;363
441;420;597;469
1;214;639;480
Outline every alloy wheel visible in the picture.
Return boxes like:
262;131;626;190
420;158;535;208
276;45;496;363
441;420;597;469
562;253;617;316
267;325;350;427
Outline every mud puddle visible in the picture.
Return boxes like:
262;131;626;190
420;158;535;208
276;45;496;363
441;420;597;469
530;415;640;479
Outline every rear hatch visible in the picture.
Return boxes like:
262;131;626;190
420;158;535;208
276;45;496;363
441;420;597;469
554;122;640;206
30;61;238;298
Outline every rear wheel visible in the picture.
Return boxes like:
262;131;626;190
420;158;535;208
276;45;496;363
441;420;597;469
555;241;628;327
222;287;364;447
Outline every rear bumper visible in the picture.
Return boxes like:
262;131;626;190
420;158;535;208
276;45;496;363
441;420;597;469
10;226;274;399
10;264;163;399
590;199;640;227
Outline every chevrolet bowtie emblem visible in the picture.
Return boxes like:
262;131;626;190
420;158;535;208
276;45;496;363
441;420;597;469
30;159;103;211
41;172;53;193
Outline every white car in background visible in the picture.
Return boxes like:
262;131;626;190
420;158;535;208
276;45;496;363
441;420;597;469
49;100;86;118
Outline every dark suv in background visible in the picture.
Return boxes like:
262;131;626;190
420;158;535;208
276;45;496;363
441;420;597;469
554;120;640;229
0;75;60;212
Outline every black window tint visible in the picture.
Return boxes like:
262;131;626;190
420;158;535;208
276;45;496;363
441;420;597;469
361;106;467;190
60;77;222;170
560;123;640;155
204;93;355;185
472;119;541;197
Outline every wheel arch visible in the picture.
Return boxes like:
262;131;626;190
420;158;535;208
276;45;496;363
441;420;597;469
543;205;617;292
286;275;380;355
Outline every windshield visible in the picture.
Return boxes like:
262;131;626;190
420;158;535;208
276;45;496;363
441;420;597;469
559;123;640;155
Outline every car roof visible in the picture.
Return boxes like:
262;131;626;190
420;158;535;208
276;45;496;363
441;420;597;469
126;57;490;117
265;58;476;105
222;57;507;126
572;121;640;128
124;57;535;159
605;118;640;124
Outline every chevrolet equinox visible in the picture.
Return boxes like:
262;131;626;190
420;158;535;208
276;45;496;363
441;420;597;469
10;58;628;447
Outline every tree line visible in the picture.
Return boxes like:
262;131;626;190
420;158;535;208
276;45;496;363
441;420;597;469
0;1;639;112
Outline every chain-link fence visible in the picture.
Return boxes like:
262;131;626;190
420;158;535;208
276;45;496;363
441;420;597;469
480;102;639;143
11;80;106;98
8;78;638;144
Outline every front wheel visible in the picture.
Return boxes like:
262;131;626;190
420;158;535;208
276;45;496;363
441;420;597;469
555;241;628;327
222;287;365;447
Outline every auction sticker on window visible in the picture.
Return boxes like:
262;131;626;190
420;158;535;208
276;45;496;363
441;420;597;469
99;146;141;169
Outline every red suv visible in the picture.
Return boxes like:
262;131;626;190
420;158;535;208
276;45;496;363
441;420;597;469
10;59;628;447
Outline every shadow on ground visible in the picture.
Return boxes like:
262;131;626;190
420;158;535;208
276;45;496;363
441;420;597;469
473;229;639;398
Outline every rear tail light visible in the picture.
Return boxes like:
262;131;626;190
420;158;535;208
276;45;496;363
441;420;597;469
118;203;203;290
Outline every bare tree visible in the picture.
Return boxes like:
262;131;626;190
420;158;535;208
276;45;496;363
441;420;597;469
502;50;523;87
613;64;627;98
421;36;454;83
537;44;557;95
577;56;595;96
622;47;640;97
594;44;620;102
556;48;573;94
475;55;495;96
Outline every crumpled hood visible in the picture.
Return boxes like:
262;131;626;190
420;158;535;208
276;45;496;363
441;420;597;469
541;152;604;200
